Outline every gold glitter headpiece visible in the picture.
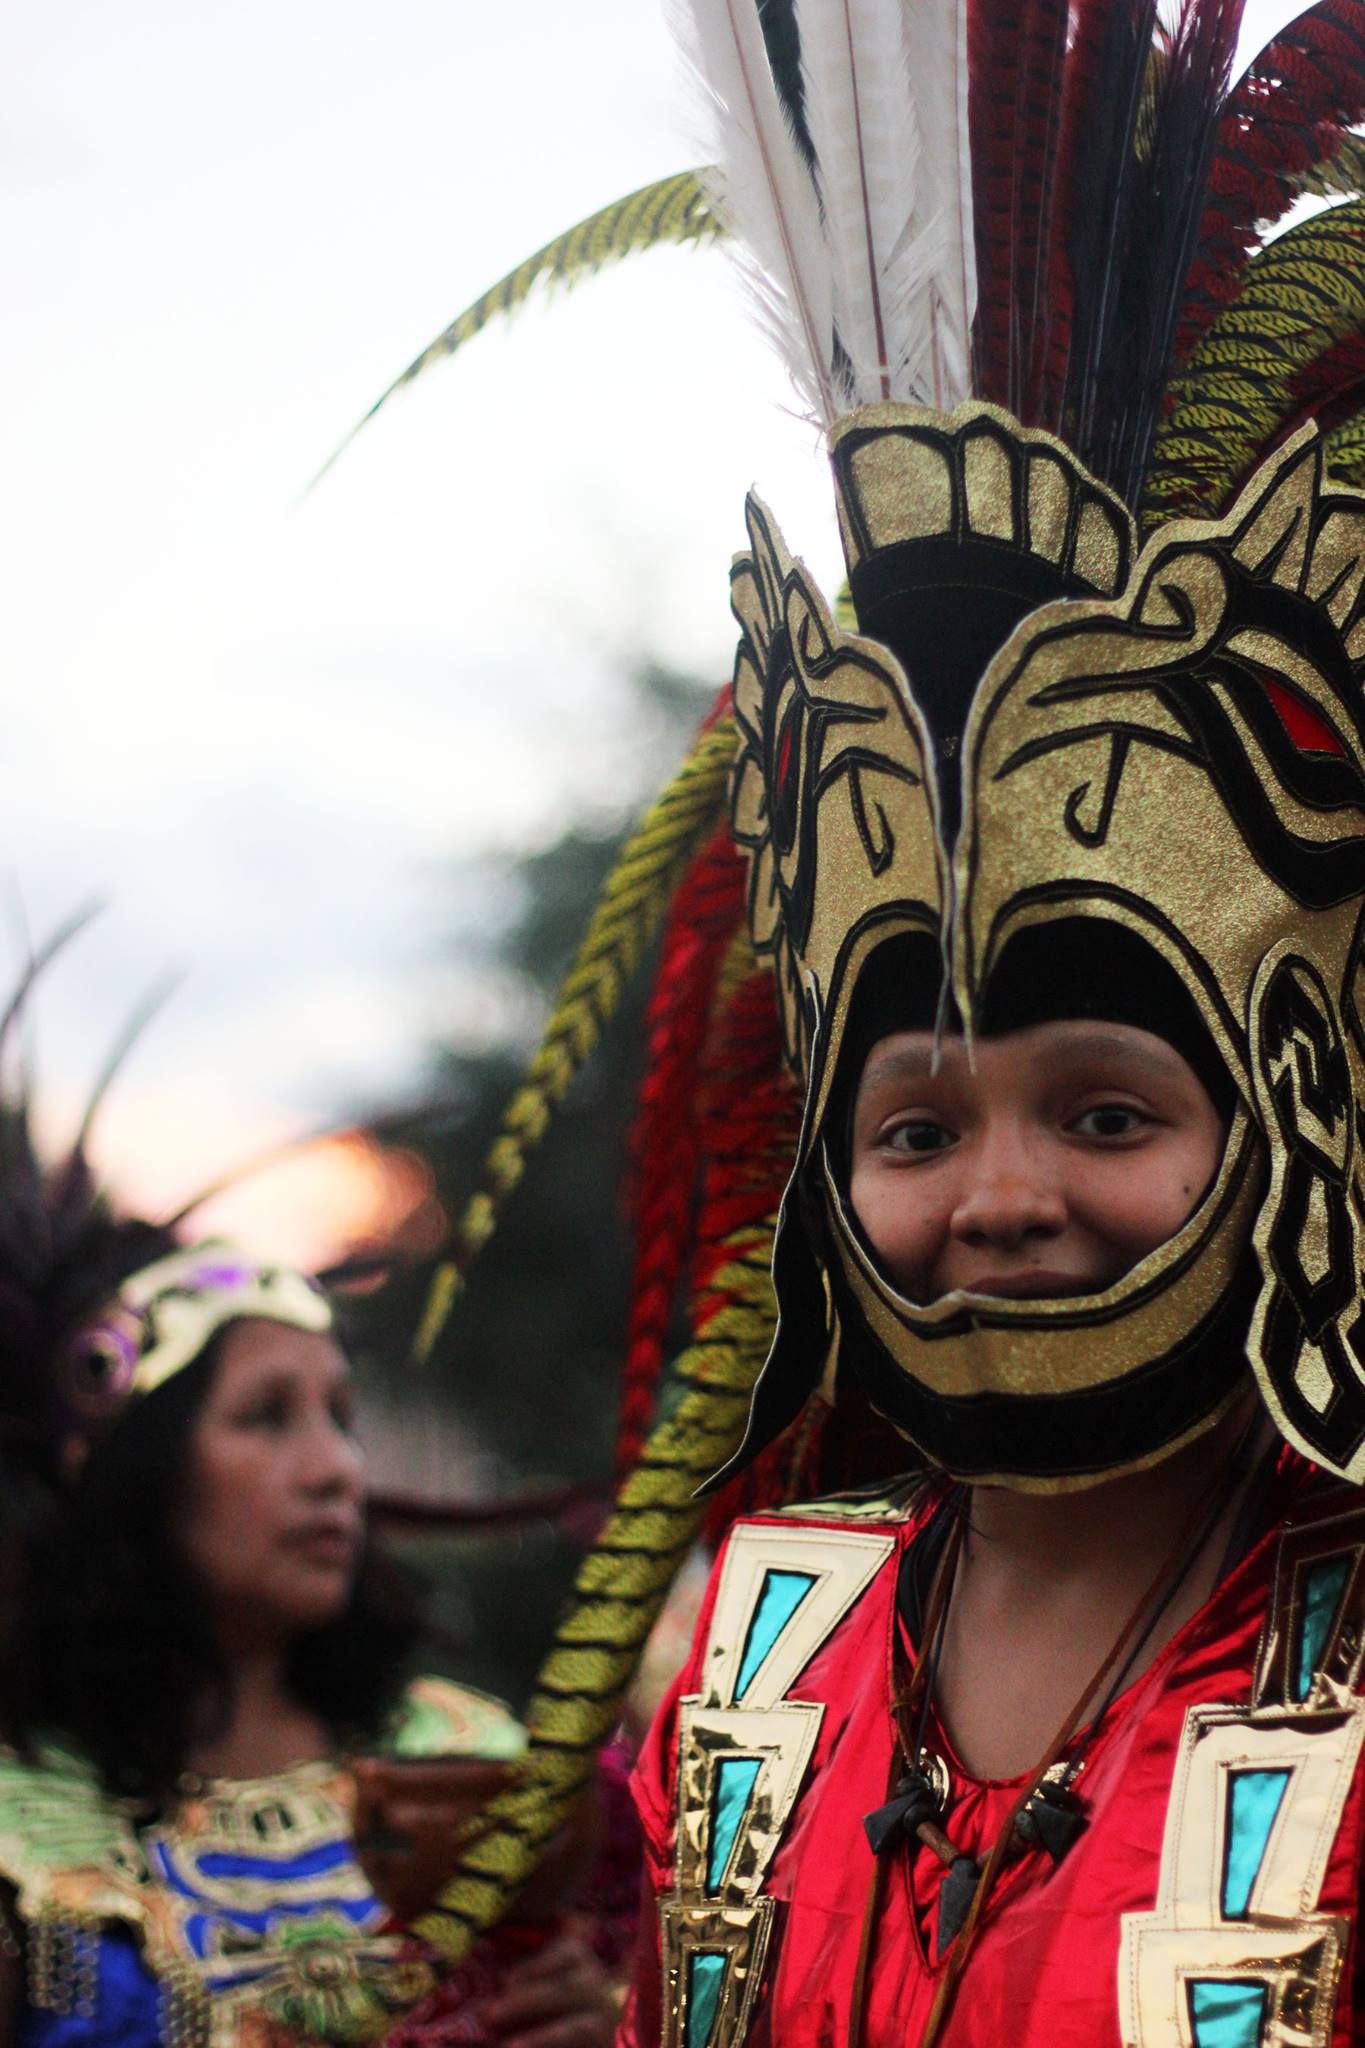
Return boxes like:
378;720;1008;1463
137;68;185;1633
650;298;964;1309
722;400;1365;1490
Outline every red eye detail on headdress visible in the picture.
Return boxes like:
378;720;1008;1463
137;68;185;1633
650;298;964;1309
1261;675;1347;759
775;705;798;796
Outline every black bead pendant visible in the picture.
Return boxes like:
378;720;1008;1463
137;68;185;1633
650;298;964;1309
936;1854;982;1954
862;1767;942;1856
1015;1780;1088;1866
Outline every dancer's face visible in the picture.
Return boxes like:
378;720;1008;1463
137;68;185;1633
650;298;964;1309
848;1019;1225;1305
175;1320;366;1644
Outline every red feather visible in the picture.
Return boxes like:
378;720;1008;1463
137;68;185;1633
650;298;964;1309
686;970;911;1533
968;0;1071;416
689;968;800;1299
616;822;748;1468
688;967;802;1538
1177;0;1365;364
624;895;921;1532
975;0;1240;471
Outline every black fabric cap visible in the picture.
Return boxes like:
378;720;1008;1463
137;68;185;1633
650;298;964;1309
977;920;1237;1122
849;536;1088;846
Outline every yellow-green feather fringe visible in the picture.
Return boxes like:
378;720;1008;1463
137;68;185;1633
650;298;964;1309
1326;408;1365;489
413;715;739;1365
1143;198;1365;527
314;171;718;485
411;1227;779;1962
1294;131;1365;204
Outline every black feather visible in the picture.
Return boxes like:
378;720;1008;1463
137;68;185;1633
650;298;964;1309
757;0;815;167
1057;0;1247;501
0;935;178;1485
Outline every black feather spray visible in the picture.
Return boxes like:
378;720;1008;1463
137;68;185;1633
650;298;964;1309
1046;0;1247;498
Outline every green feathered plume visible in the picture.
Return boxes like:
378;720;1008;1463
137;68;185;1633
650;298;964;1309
412;713;738;1366
1326;408;1365;490
1142;197;1365;526
1294;131;1365;204
412;1225;777;1965
313;172;718;486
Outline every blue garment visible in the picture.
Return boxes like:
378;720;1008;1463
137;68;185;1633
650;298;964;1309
19;1933;161;2048
0;1678;522;2044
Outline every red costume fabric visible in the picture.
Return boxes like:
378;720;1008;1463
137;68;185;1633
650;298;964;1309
620;1464;1365;2048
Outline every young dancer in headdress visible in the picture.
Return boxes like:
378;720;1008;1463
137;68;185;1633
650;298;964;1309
373;0;1365;2040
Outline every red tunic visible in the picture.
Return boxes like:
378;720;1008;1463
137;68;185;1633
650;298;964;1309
621;1465;1365;2048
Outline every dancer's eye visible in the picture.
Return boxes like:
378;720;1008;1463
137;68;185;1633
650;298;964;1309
237;1395;290;1432
1070;1103;1150;1140
882;1118;955;1157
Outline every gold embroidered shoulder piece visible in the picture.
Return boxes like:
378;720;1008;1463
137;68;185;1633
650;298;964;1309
1121;1487;1365;2048
661;1520;897;2048
767;1476;929;1524
0;1741;147;1933
0;1676;520;2046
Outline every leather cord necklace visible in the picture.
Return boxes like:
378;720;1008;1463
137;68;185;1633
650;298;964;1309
849;1424;1262;2048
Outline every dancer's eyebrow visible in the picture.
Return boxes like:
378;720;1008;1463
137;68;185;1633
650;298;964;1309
1039;1027;1178;1078
857;1026;1181;1093
857;1042;940;1088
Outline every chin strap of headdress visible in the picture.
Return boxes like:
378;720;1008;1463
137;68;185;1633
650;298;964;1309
390;0;1365;1966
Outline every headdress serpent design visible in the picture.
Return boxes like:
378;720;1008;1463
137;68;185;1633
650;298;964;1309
719;399;1365;1492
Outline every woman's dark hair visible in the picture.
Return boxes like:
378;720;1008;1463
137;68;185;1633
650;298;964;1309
0;1333;423;1804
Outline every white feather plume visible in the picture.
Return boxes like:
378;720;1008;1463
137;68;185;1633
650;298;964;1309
670;0;838;426
671;0;977;423
913;0;976;407
799;0;976;409
798;0;917;404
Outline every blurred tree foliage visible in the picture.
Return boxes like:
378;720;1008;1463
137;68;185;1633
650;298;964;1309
346;662;715;1705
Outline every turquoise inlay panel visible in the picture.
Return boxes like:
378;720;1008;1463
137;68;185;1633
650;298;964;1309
686;1951;727;2048
735;1569;818;1700
1187;1979;1268;2048
707;1756;762;1893
1294;1553;1352;1701
1221;1768;1291;1919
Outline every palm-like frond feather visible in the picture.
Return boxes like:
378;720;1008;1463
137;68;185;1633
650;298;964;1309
311;171;720;486
1295;127;1365;201
414;963;798;1962
412;1225;777;1963
1325;403;1365;486
1144;196;1365;524
411;708;739;1366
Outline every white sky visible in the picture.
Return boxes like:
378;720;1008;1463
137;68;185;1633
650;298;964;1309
0;0;1308;1226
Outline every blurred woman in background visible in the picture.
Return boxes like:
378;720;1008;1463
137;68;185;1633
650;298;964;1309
0;1143;617;2047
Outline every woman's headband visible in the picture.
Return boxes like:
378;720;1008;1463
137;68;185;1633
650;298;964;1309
60;1240;333;1431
